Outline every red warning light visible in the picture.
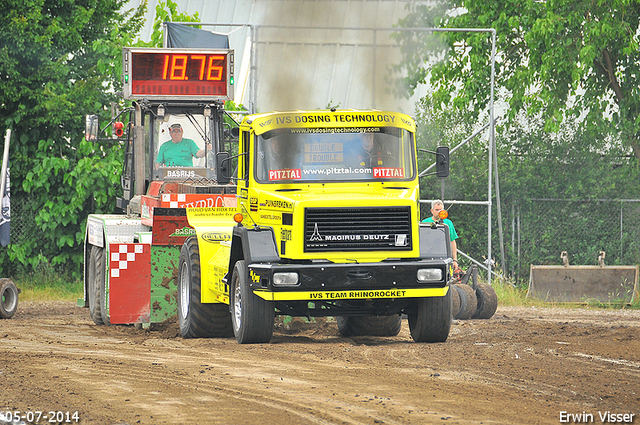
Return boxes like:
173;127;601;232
114;121;124;137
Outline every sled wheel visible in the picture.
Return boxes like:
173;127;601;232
453;284;476;320
337;315;402;337
472;283;498;319
177;236;233;338
0;278;19;319
451;283;461;318
88;246;105;325
230;260;274;344
408;287;452;343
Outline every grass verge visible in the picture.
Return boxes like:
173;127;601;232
15;279;83;302
11;261;82;303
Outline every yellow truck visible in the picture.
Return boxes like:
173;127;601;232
178;109;455;343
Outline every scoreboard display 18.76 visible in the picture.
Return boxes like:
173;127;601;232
122;48;234;101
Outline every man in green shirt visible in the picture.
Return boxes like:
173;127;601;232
156;123;209;167
422;199;459;269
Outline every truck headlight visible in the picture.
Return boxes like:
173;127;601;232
417;268;442;283
273;272;299;286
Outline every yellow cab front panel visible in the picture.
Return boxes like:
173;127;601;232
228;110;451;304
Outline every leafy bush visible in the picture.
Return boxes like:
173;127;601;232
0;0;146;278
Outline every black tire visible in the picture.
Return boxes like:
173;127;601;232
230;260;274;344
336;315;402;337
99;250;111;326
177;236;234;338
408;286;452;343
0;278;19;319
88;246;105;325
451;283;461;318
452;285;469;320
453;284;476;320
472;283;498;319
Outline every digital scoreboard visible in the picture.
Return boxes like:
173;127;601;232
122;48;234;101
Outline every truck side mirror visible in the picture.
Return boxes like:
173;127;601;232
435;146;449;178
85;115;99;141
217;152;231;184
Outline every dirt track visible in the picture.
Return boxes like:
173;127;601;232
1;301;639;425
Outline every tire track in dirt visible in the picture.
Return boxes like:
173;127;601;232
5;325;465;424
2;302;640;425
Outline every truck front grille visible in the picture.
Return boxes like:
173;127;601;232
304;207;412;252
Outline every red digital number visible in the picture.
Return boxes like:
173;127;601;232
160;54;224;81
162;55;170;80
169;55;188;80
207;55;224;81
191;55;206;80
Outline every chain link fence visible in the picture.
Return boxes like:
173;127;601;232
513;198;640;274
1;193;39;276
420;198;640;285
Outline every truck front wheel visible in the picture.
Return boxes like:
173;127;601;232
178;236;233;338
230;260;274;344
408;287;452;343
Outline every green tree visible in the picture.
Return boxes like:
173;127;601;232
393;1;640;279
394;0;640;161
92;0;201;100
0;0;207;278
0;0;146;277
144;0;201;48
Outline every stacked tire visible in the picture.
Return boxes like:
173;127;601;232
451;283;497;320
472;283;498;319
452;284;477;319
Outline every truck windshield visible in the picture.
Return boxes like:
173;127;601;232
255;127;415;183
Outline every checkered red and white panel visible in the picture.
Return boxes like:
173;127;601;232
110;243;145;278
108;243;150;324
160;193;235;208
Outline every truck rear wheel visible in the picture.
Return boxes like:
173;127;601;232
453;284;476;320
0;278;19;319
337;315;402;337
472;283;498;319
178;236;233;338
230;260;274;344
88;246;105;325
408;286;452;343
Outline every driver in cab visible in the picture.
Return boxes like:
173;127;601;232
156;123;210;167
263;135;300;170
349;132;385;168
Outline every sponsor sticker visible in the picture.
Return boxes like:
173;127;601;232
201;232;232;242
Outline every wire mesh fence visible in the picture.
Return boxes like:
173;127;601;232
1;193;39;276
420;198;640;285
516;198;640;266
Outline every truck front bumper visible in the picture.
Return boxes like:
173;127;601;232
248;259;451;302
